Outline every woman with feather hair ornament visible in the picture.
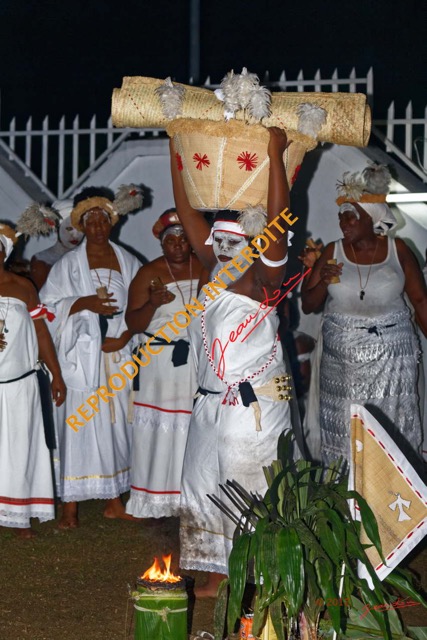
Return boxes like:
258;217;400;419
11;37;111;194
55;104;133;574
0;212;66;539
170;127;300;597
40;185;143;529
301;163;427;466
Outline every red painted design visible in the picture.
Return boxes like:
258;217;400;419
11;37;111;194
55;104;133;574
193;153;210;170
175;152;183;171
237;151;258;171
291;164;301;184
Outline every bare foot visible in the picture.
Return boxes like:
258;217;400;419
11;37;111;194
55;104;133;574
194;572;227;598
58;502;79;529
13;527;36;539
103;497;142;522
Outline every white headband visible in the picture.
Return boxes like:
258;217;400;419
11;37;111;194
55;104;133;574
205;220;247;246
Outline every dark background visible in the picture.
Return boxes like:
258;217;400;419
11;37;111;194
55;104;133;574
0;0;425;126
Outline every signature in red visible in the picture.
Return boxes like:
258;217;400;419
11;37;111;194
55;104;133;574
360;597;420;620
210;270;311;380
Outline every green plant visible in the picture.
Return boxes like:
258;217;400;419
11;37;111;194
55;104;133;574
210;433;426;640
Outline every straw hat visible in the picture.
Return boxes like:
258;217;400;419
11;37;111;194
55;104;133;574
71;184;144;231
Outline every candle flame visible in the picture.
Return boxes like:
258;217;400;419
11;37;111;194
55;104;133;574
141;554;181;583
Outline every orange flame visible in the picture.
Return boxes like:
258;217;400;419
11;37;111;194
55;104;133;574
141;554;181;583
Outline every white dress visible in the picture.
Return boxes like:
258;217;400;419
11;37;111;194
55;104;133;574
126;280;199;518
179;290;293;575
0;298;54;528
40;240;141;502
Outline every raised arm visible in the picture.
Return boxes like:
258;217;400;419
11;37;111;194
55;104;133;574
252;127;292;289
169;138;216;271
300;242;341;314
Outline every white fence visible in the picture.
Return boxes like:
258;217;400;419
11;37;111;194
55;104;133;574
0;67;426;199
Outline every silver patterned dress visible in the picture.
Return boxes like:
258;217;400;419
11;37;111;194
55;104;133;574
319;238;421;465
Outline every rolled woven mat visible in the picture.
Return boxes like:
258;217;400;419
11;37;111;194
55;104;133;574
112;76;371;147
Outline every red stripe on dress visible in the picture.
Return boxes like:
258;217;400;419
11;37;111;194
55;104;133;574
133;403;192;414
130;486;180;495
0;497;54;505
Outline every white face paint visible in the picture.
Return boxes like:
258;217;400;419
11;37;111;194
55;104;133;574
58;216;84;249
212;231;248;262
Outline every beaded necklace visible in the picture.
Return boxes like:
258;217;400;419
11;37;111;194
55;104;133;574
163;254;193;305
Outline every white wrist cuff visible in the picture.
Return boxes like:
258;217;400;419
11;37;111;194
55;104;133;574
259;253;288;267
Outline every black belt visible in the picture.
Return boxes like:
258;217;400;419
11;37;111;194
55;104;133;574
143;332;190;368
0;369;36;384
196;381;257;407
357;323;396;337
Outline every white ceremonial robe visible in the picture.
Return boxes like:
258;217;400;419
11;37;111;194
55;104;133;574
0;298;55;528
126;279;198;518
40;240;140;502
180;290;294;576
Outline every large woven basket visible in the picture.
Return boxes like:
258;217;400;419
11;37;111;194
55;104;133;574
112;76;371;147
168;119;314;210
112;75;371;211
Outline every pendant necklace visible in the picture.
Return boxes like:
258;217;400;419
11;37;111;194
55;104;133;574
164;254;193;306
92;247;114;299
350;240;379;300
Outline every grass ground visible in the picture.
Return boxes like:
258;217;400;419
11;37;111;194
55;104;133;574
0;499;425;639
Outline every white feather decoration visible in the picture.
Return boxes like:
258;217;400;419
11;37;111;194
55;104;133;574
247;86;272;121
362;163;391;194
16;203;60;237
219;70;241;119
238;205;267;237
114;184;144;216
155;77;185;120
336;171;365;201
297;103;327;139
236;67;260;109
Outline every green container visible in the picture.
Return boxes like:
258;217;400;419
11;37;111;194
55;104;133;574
133;585;188;640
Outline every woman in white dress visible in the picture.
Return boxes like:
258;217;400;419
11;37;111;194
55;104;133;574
40;196;141;528
125;210;202;519
0;223;66;538
170;128;296;596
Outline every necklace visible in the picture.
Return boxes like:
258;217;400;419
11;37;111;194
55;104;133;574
91;247;114;299
0;297;9;334
350;240;379;300
163;254;193;306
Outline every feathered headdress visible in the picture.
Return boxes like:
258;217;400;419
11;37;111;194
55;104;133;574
113;184;144;216
336;164;396;234
336;163;392;205
16;203;60;237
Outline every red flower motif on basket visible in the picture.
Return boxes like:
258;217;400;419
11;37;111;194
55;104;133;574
291;164;302;185
237;151;258;171
193;153;210;171
175;153;184;172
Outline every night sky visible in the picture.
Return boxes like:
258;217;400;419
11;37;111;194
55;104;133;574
0;0;425;126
